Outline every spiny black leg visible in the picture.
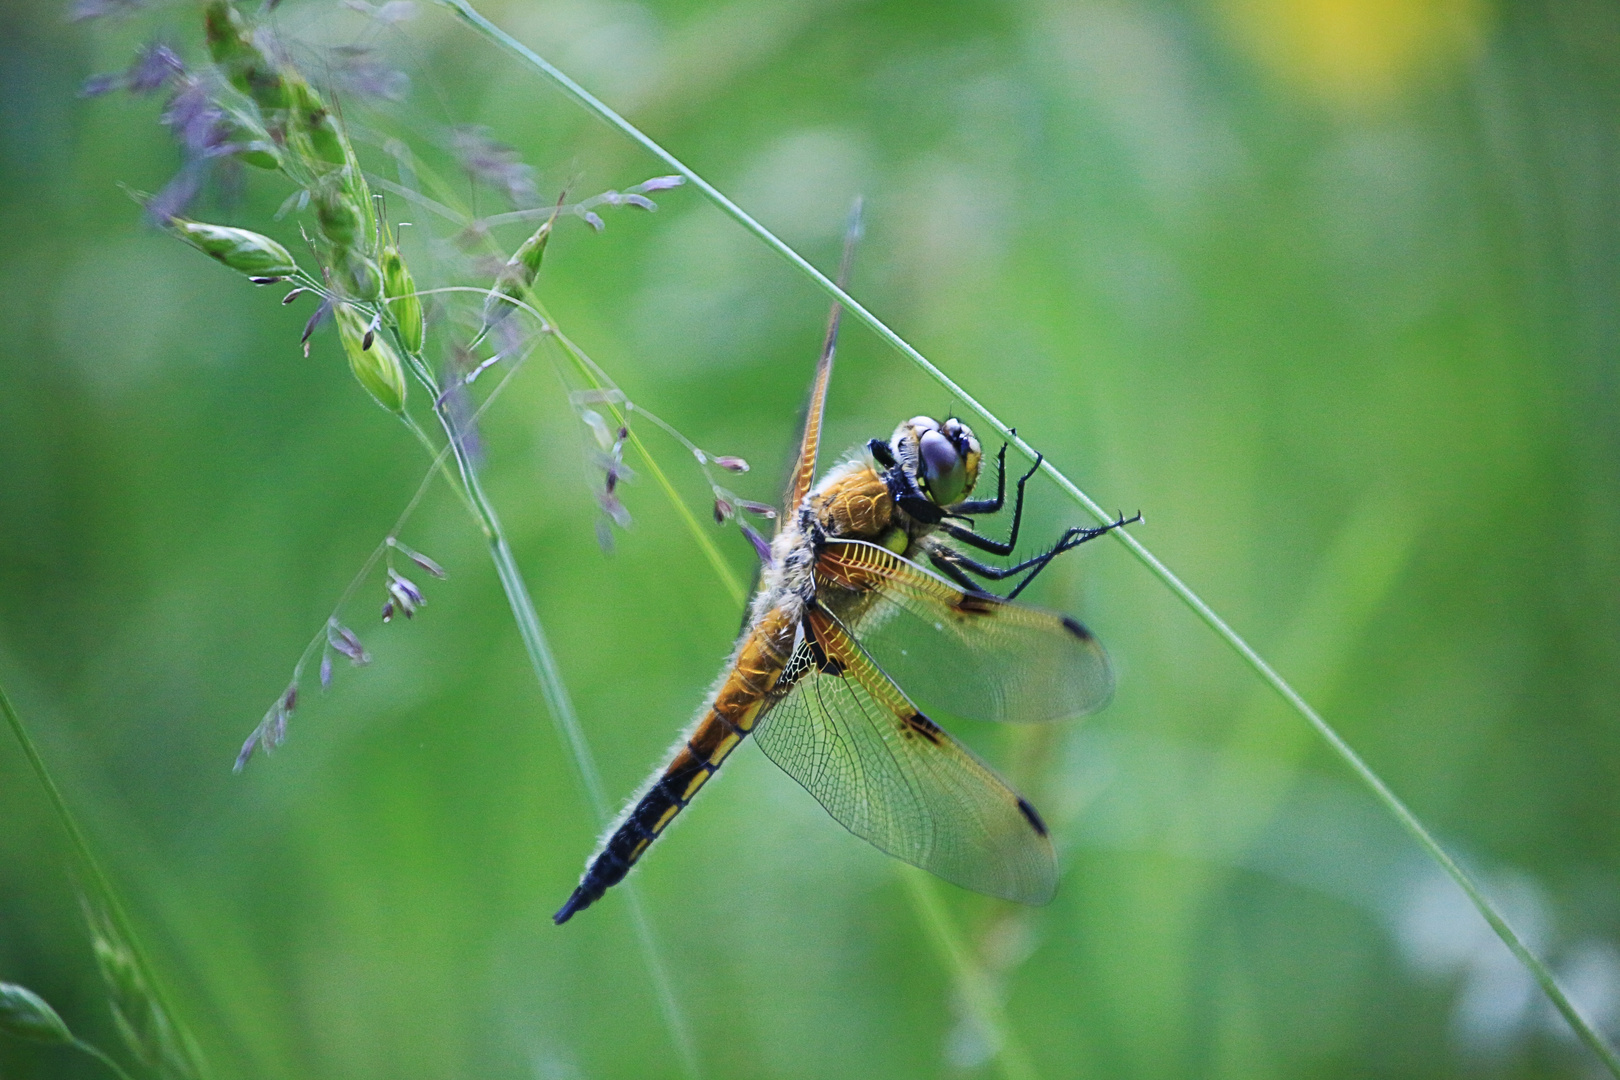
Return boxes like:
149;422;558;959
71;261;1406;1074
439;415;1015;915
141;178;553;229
897;491;945;525
931;512;1140;596
933;546;1037;582
927;547;993;593
889;465;945;525
868;438;896;469
952;441;1010;515
1004;513;1140;600
941;452;1043;555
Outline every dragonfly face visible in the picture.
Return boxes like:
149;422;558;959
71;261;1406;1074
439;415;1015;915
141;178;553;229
892;415;982;508
554;227;1136;925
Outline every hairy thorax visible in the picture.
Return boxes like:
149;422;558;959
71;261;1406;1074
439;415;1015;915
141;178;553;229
810;460;896;541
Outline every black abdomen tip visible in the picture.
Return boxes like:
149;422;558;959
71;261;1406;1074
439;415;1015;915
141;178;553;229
554;889;590;925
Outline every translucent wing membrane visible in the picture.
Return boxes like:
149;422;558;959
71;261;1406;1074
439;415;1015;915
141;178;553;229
753;607;1057;904
815;539;1113;725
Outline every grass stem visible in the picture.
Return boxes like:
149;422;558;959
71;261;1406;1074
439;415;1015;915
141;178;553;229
434;399;704;1079
903;870;1039;1080
387;316;702;1077
0;679;209;1080
75;1038;140;1080
431;4;1620;1073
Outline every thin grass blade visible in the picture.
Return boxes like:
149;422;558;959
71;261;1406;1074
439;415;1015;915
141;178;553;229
428;6;1620;1073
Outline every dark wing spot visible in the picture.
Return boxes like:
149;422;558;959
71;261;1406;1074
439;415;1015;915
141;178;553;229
1016;796;1049;837
1061;615;1093;641
903;712;945;745
956;591;999;615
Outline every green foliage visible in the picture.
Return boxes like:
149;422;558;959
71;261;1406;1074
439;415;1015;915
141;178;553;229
6;0;1620;1076
0;984;73;1045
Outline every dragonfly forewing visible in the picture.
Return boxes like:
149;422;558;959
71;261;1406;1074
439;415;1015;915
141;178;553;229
816;539;1114;725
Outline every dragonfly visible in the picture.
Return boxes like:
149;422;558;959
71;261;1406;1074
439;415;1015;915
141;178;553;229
555;220;1135;924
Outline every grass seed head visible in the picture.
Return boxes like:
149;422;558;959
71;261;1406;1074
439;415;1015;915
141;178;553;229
169;218;298;278
482;216;552;327
204;0;289;112
335;303;407;413
314;184;362;250
291;78;346;166
381;245;424;354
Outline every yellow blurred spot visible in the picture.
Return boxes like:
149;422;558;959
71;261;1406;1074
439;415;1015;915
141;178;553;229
1218;0;1488;104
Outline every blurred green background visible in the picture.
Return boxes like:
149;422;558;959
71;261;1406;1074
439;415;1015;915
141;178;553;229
3;0;1620;1075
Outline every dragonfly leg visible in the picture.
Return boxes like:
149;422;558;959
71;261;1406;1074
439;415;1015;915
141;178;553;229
931;512;1140;599
938;451;1042;556
925;546;997;593
1001;513;1140;600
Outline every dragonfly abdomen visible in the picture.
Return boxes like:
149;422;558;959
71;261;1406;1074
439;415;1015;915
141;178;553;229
553;606;798;925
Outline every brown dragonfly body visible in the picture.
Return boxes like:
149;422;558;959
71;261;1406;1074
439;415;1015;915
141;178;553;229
555;225;1131;925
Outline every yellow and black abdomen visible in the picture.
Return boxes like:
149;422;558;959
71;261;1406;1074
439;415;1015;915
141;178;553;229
553;606;798;924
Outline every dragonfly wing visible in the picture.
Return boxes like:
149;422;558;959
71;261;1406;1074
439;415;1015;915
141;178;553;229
816;538;1113;725
782;203;864;517
753;606;1056;904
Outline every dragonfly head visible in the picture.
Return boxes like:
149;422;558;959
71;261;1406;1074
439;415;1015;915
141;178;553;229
893;416;982;508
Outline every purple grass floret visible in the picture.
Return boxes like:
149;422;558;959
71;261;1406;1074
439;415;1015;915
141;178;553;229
326;620;371;664
69;0;143;22
741;522;773;565
302;298;333;356
450;125;538;208
390;540;446;579
597;490;632;529
161;81;225;155
234;680;300;772
128;43;184;93
714;455;749;473
385;569;424;620
81;73;124;97
330;45;409;101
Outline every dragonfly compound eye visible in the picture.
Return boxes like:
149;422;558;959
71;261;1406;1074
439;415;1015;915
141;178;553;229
919;428;968;505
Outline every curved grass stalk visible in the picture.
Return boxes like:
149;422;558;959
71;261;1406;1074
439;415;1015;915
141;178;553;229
533;307;749;607
387;349;703;1080
345;246;706;1071
431;3;1620;1074
377;147;748;607
904;870;1038;1080
0;680;209;1080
